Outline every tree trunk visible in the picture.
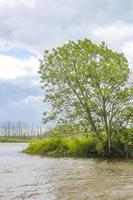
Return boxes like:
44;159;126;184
107;132;111;157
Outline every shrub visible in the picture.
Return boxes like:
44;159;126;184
23;129;133;158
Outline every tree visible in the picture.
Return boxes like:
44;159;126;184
39;39;133;154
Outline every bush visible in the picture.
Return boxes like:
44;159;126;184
22;140;49;155
23;128;133;158
67;136;97;157
23;135;103;158
111;129;133;158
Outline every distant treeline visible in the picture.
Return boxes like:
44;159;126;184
0;121;50;138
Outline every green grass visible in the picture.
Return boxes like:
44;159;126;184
22;135;103;158
0;137;32;143
22;132;133;158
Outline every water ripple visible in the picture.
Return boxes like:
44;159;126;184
0;143;132;200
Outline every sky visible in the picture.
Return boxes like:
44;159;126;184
0;0;133;126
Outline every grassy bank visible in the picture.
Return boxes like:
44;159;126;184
22;134;133;158
0;137;32;143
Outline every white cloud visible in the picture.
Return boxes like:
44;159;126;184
0;0;132;53
0;0;133;53
6;95;45;125
10;95;43;105
12;78;40;87
0;0;81;51
122;42;133;66
0;54;39;80
22;95;43;104
93;23;133;47
9;95;51;115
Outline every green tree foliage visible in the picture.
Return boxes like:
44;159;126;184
39;39;133;153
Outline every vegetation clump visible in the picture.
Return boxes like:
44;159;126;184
23;129;133;158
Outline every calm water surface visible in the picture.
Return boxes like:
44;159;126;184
0;143;133;200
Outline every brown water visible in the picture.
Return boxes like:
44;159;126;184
0;143;133;200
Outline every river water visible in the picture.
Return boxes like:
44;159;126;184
0;143;133;200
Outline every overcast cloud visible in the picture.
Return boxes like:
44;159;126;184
0;0;133;125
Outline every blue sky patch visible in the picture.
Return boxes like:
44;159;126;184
0;48;37;59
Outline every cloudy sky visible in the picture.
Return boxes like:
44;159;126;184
0;0;133;126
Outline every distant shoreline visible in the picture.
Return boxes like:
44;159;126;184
0;137;32;143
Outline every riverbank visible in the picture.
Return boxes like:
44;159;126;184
22;135;133;158
0;137;32;143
